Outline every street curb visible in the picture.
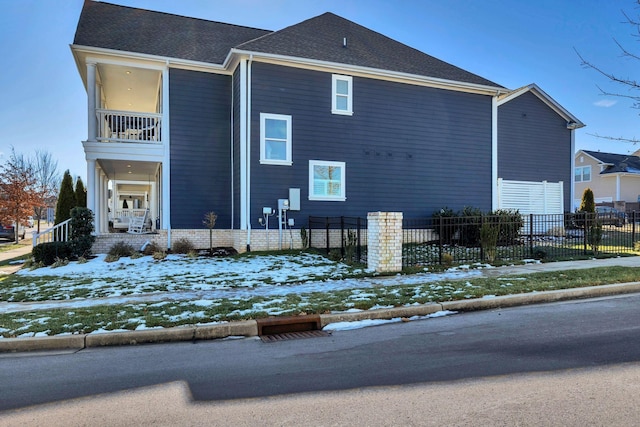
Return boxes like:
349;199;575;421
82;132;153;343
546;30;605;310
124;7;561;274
2;283;640;353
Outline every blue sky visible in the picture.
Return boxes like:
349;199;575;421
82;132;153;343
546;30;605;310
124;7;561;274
0;0;638;180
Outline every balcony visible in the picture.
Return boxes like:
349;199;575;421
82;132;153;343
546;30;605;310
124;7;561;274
97;109;162;144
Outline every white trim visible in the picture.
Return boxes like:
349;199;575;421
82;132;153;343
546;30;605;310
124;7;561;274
332;74;353;115
309;160;346;201
161;65;171;241
239;60;247;230
230;49;507;96
491;95;498;210
246;56;253;248
259;113;292;165
570;129;575;211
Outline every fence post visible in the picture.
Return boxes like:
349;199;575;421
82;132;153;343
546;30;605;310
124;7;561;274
367;212;403;273
529;214;534;258
438;215;443;265
356;217;362;263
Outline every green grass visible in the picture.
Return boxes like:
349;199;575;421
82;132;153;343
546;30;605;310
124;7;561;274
3;265;640;338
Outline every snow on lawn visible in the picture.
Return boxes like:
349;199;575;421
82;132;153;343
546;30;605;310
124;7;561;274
2;253;485;313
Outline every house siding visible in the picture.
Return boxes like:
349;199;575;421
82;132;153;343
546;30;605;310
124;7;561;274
498;91;572;209
232;66;241;229
248;62;492;228
169;68;232;229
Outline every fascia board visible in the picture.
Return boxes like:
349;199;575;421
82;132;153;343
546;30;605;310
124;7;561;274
71;44;229;74
229;49;508;96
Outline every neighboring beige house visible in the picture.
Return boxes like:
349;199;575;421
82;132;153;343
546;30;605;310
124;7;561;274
574;149;640;210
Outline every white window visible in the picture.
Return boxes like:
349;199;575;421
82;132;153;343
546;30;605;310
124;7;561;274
575;165;591;182
332;75;353;115
309;160;346;201
260;113;292;165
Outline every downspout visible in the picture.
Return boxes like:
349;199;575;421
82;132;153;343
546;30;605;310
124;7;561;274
230;70;234;229
246;55;253;251
163;62;172;249
491;95;499;210
570;128;576;211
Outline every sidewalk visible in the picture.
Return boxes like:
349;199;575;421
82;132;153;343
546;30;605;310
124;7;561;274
0;241;32;275
1;249;640;353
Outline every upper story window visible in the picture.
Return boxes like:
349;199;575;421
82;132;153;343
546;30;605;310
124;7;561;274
309;160;346;201
575;165;591;182
260;113;292;165
332;75;353;116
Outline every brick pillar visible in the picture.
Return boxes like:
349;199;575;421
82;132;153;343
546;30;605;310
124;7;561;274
367;212;403;273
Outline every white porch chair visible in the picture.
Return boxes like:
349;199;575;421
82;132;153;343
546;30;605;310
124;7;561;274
127;209;150;234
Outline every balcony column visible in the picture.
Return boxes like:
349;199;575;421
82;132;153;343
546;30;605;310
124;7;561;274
87;159;97;232
87;62;97;142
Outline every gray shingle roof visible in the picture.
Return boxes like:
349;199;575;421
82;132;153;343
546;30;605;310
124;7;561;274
74;2;501;87
582;150;640;175
73;1;271;64
237;12;501;88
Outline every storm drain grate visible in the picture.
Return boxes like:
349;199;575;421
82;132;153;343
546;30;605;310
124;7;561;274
260;330;331;343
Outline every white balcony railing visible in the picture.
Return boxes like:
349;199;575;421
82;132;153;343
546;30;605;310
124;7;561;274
96;109;162;143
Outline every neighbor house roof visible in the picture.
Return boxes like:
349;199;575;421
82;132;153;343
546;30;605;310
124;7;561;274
74;2;502;88
73;1;271;64
580;150;640;175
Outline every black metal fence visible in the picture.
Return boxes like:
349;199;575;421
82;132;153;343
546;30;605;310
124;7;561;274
403;212;640;267
308;216;367;264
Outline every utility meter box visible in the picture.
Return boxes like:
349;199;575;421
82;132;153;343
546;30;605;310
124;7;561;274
289;188;300;211
278;199;289;210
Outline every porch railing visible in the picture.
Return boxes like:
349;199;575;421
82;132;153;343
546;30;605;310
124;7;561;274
32;219;72;248
96;109;162;143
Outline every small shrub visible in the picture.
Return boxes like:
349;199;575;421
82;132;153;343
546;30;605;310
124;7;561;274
328;248;342;261
587;219;603;255
141;241;162;256
104;254;120;263
187;249;199;258
77;256;88;264
130;252;143;259
33;241;73;266
433;207;457;245
442;253;454;267
51;257;69;268
300;227;309;249
172;238;194;254
480;223;500;262
532;247;547;260
152;251;167;260
69;207;96;258
459;206;483;246
108;241;135;258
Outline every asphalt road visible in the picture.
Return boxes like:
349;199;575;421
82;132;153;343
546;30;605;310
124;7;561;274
3;294;640;425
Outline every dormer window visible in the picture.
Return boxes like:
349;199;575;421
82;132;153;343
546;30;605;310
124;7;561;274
332;74;353;116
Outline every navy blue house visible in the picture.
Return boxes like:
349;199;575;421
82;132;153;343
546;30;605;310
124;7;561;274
71;1;584;252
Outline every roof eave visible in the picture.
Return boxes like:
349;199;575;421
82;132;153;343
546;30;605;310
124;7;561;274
230;49;508;96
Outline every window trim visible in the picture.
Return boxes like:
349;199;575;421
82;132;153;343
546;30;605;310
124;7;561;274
309;160;346;201
575;165;591;183
260;113;292;165
331;75;353;116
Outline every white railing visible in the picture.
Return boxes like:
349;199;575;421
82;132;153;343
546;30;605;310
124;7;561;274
96;109;162;143
112;208;148;219
32;219;72;247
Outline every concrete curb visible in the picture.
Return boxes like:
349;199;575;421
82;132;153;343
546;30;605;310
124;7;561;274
2;283;640;353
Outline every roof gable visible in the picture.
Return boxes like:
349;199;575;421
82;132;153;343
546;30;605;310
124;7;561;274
73;1;271;64
498;84;585;129
235;12;501;88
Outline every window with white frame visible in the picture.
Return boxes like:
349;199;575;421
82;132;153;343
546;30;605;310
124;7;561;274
575;165;591;182
332;74;353;115
309;160;346;201
260;113;292;165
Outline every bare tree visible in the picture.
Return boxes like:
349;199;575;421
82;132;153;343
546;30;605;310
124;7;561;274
33;150;60;232
0;147;42;243
576;4;640;144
